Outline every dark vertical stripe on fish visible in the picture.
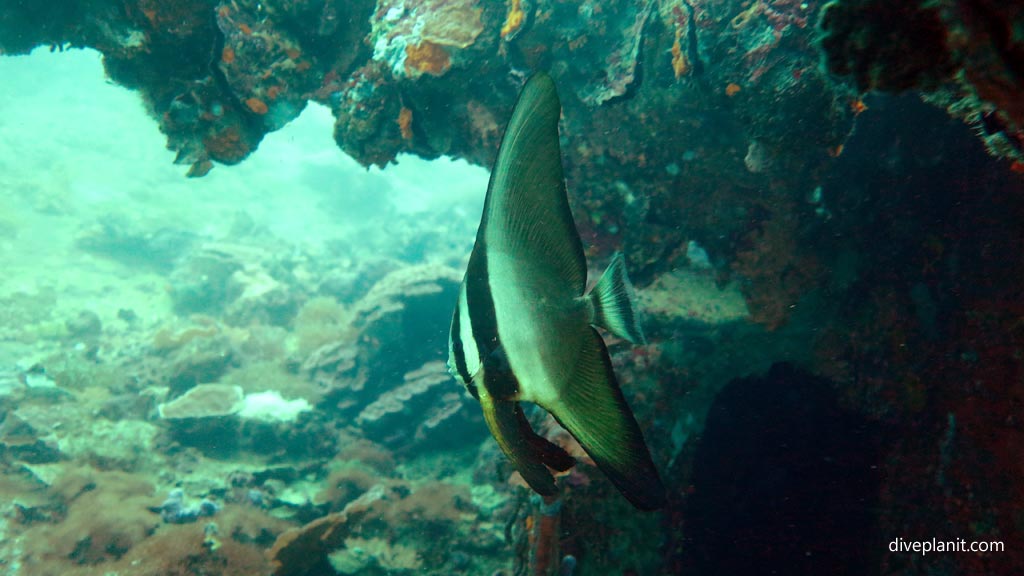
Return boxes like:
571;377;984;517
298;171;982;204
465;245;498;362
450;299;473;385
465;242;518;400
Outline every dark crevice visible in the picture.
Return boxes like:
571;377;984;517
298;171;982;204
682;363;884;576
682;0;704;76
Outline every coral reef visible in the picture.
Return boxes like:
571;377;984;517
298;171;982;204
84;515;278;576
20;467;159;568
0;145;509;576
819;0;1024;163
157;488;221;524
268;486;387;576
328;536;422;574
369;0;485;79
2;1;1023;575
301;264;477;450
0;0;376;175
356;361;453;442
158;384;245;419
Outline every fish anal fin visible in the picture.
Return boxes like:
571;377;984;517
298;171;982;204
588;252;646;345
544;328;665;510
479;385;558;496
517;408;576;473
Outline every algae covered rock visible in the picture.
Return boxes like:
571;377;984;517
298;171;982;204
157;382;329;461
75;214;196;271
356;360;476;448
20;468;159;567
0;410;62;464
299;264;482;449
158;383;245;457
348;263;460;387
57;419;160;471
328;536;422;574
158;384;245;420
639;268;750;329
818;0;955;93
157;327;239;397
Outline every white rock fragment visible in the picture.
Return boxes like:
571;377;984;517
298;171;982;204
238;390;311;423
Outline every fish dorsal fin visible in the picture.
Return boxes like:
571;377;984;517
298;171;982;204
481;72;586;294
542;328;666;510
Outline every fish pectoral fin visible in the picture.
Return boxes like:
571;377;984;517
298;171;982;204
479;389;559;496
544;328;666;510
587;252;646;345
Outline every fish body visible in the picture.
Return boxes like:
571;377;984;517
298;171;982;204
448;73;666;510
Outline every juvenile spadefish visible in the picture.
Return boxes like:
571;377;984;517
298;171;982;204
447;72;666;510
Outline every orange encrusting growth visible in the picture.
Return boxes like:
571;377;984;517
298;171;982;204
398;107;414;141
501;0;525;39
245;97;269;115
405;41;451;76
203;126;252;163
725;82;742;96
671;28;689;77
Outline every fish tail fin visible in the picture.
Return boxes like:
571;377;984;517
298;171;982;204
545;328;666;510
587;252;646;345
